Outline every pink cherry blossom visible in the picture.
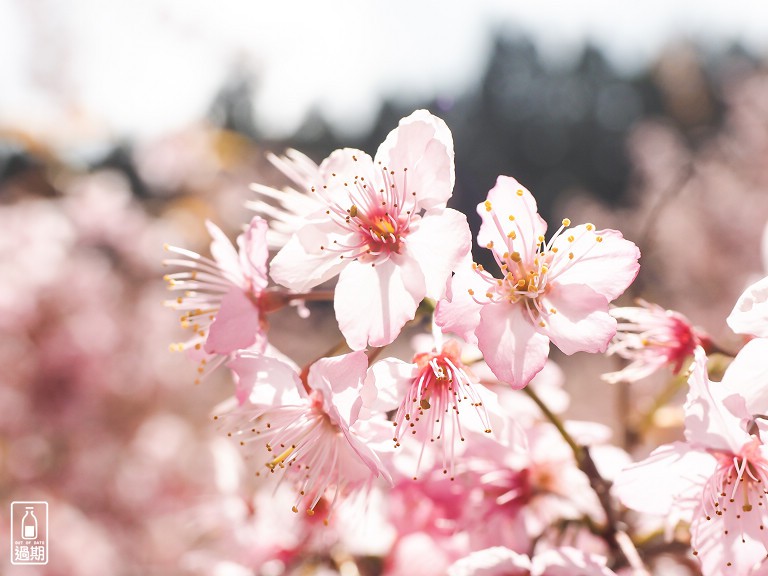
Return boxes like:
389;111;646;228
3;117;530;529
367;338;496;479
463;420;605;552
614;342;768;575
603;299;710;384
218;350;391;521
164;216;280;381
436;176;640;388
728;274;768;338
269;110;472;350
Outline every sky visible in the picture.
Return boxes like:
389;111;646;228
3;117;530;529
1;0;768;156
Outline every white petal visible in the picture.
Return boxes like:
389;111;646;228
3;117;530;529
476;301;550;389
613;441;714;517
334;256;425;350
406;208;472;299
269;225;348;292
375;110;455;211
728;275;768;338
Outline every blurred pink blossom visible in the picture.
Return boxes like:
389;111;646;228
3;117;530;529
603;299;709;383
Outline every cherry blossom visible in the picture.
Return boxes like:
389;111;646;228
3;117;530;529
270;110;472;350
217;350;391;520
614;342;768;575
367;338;497;479
603;299;709;384
436;176;640;388
164;216;281;381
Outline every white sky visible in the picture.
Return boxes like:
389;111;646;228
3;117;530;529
1;0;767;154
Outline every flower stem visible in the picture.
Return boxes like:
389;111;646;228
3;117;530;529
522;386;582;459
522;385;631;567
289;290;335;303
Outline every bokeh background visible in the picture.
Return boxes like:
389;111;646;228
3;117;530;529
3;1;768;574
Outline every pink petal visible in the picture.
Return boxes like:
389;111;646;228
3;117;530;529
727;275;768;338
269;222;349;292
720;337;768;415
319;147;373;185
406;208;472;300
539;283;615;355
613;441;715;517
684;347;752;453
237;216;269;291
226;352;303;406
532;548;616;576
204;287;263;356
434;259;485;345
206;219;245;287
375;110;455;211
334;256;425;350
342;422;393;483
366;358;414;412
477;176;547;265
308;351;369;425
476;301;550;389
692;496;768;576
548;226;640;302
448;547;532;576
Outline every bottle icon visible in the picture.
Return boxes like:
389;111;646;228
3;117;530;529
21;507;37;540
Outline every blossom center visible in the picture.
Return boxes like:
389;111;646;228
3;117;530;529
699;439;768;544
393;344;492;480
315;163;417;263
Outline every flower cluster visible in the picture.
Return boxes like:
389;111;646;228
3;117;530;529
163;109;768;575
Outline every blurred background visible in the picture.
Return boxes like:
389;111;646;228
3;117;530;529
2;1;768;574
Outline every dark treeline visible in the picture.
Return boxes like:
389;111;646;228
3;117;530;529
0;33;760;232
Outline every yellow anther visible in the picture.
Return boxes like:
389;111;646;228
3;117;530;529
562;218;571;227
484;200;493;212
586;223;594;231
467;288;475;296
267;445;295;470
508;214;515;221
568;252;574;259
485;292;493;298
539;320;546;327
596;236;603;243
516;189;524;196
510;251;521;262
567;235;575;242
349;205;358;217
486;241;494;249
507;230;517;239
